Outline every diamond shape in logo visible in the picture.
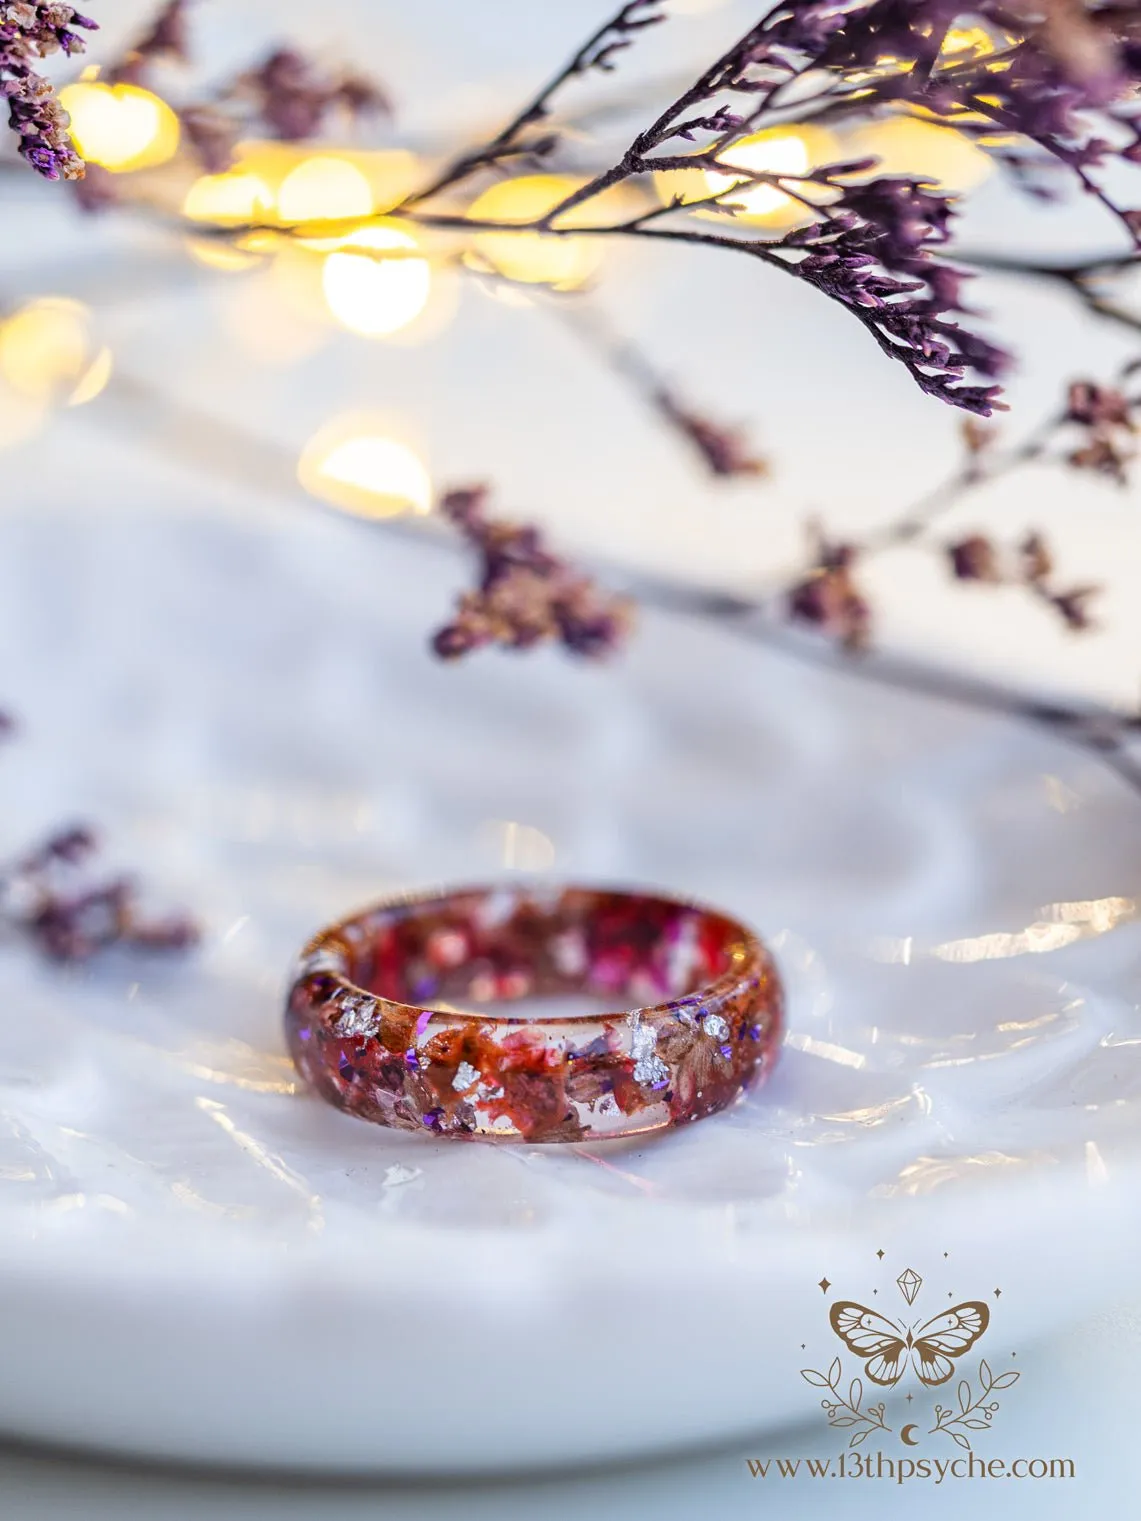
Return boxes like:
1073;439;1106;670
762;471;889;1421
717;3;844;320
897;1267;922;1305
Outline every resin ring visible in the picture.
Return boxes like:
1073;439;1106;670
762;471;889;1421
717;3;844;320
286;885;783;1143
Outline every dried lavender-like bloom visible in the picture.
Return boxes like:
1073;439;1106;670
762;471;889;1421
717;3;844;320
948;533;1001;582
563;0;1141;412
771;176;1009;414
942;526;1100;631
962;416;998;458
179;100;238;174
239;47;390;143
1020;529;1101;629
654;388;768;477
432;485;632;660
742;0;1141;237
0;710;197;963
1;3;97;179
787;528;871;651
2;821;198;962
1063;378;1137;482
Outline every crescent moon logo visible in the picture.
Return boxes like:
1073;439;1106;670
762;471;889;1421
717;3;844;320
901;1424;919;1446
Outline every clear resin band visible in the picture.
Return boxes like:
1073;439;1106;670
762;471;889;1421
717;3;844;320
286;884;784;1143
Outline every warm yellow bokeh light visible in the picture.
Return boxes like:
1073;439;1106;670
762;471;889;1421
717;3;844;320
298;420;432;518
185;235;265;273
183;171;274;225
844;115;992;192
321;223;431;337
276;156;374;224
0;298;98;401
699;126;837;225
230;142;420;215
67;345;113;407
60;82;179;172
467;175;601;288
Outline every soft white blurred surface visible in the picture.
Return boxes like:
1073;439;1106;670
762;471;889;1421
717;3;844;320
0;0;1139;1502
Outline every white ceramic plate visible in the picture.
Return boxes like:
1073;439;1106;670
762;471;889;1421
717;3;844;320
0;482;1139;1473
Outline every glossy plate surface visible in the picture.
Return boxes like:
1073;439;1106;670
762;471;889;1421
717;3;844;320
0;483;1139;1472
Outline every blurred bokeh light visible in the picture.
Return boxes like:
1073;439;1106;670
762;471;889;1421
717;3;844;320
298;417;432;517
183;170;274;225
0;297;111;407
60;81;180;172
842;114;992;192
466;175;602;288
321;223;432;337
701;126;837;224
276;155;374;223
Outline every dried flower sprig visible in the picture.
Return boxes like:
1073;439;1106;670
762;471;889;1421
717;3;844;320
0;714;197;963
543;294;769;479
374;0;1141;415
947;527;1102;630
788;527;871;652
431;485;632;661
405;0;666;207
1063;375;1138;480
1;2;96;180
3;825;199;961
781;358;1139;651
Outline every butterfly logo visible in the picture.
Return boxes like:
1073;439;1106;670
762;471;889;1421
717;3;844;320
829;1300;990;1387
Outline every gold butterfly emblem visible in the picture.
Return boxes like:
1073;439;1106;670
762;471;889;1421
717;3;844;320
829;1300;990;1387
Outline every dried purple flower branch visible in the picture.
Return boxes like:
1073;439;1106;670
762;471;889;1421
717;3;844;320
3;825;199;961
431;485;632;660
545;294;768;478
1;2;96;180
376;0;1141;415
788;525;871;651
171;46;390;178
406;1;666;206
0;714;197;963
947;526;1102;630
783;360;1140;650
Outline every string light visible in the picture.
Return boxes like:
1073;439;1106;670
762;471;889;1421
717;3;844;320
466;175;602;288
705;126;837;224
0;298;96;400
321;223;431;337
59;82;180;172
183;171;274;225
298;417;432;518
276;155;374;223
